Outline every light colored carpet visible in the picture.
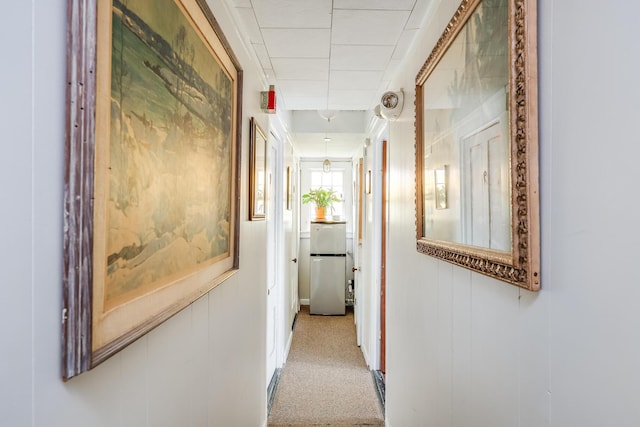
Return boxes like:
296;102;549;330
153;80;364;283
268;306;384;427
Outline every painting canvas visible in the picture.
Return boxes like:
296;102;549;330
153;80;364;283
63;0;242;379
249;117;266;220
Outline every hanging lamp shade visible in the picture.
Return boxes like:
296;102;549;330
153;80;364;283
322;137;331;172
317;110;338;122
323;158;331;173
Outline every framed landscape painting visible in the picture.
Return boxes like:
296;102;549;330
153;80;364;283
63;0;243;380
249;117;267;220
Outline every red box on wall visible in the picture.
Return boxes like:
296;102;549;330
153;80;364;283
260;85;276;114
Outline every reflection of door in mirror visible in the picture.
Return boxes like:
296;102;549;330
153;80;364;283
462;119;511;252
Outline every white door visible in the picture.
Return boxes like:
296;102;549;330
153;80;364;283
353;158;364;346
283;154;299;333
266;138;279;386
354;156;367;347
469;138;490;247
462;119;510;250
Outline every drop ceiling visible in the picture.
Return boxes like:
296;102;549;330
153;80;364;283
223;0;433;156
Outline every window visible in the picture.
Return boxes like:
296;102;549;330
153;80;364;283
309;170;344;219
300;160;352;234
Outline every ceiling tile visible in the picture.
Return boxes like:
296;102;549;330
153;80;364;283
234;7;262;43
330;71;384;90
282;96;329;110
330;45;394;71
332;10;411;46
253;0;332;28
328;90;378;110
262;29;330;58
278;80;329;98
271;58;330;81
334;0;416;10
221;0;433;113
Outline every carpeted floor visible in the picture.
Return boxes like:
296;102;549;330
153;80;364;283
268;306;384;427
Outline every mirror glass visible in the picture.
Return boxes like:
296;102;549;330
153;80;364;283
415;0;540;290
422;0;510;251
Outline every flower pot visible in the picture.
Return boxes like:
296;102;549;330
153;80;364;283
315;206;326;220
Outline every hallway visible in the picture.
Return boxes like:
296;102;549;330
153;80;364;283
268;307;384;426
7;1;640;426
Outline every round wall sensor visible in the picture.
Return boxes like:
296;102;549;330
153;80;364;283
381;92;399;109
380;90;404;121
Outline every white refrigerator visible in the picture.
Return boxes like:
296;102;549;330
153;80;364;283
309;221;346;315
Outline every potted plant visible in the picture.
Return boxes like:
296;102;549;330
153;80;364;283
301;188;341;220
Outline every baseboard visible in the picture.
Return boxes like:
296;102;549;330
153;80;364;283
267;368;282;415
300;299;309;306
284;327;293;361
361;344;371;368
372;370;386;410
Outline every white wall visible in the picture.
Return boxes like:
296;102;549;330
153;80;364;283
5;1;640;425
0;1;271;425
385;0;640;426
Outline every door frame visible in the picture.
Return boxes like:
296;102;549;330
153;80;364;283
283;142;299;358
380;140;388;374
355;131;386;370
266;129;284;386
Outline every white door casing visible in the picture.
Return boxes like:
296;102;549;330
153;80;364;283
266;135;280;386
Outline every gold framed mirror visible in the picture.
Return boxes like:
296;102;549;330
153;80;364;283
415;0;540;290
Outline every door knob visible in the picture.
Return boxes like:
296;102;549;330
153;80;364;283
352;266;359;272
291;258;297;263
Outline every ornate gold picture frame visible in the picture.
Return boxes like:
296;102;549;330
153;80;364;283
415;0;540;290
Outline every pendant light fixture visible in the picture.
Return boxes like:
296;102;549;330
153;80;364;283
322;136;331;173
318;109;336;173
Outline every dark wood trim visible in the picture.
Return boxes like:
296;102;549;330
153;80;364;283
62;0;97;381
234;70;243;269
380;140;387;374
